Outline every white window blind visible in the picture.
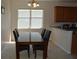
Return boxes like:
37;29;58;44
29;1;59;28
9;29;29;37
18;9;43;29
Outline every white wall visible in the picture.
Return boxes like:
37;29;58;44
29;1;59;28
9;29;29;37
52;28;72;54
1;0;11;50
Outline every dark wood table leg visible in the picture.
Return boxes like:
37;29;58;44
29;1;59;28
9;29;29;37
43;45;47;59
16;48;20;59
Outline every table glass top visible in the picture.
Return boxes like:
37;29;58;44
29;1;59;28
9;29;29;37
18;32;42;42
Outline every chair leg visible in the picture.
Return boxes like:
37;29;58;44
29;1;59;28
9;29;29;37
16;48;20;59
34;50;37;59
28;48;30;58
33;48;35;54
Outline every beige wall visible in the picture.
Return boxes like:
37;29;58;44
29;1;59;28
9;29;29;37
1;0;11;50
11;0;53;40
11;0;77;29
1;0;77;43
10;0;76;40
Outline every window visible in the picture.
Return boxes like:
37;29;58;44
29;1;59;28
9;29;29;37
18;9;43;29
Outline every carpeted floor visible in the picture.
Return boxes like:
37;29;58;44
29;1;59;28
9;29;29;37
1;41;76;59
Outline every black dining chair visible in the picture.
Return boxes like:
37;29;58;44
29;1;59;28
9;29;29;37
15;28;19;37
13;30;30;58
13;30;18;42
32;30;51;59
41;28;46;38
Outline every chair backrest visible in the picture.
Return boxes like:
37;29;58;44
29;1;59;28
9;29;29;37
43;30;51;42
15;28;19;37
13;30;18;42
41;29;46;38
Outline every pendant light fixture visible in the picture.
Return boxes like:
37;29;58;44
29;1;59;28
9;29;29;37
28;0;39;8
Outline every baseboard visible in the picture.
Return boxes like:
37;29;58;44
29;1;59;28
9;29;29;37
54;42;71;54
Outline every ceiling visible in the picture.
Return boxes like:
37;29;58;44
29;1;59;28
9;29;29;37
29;0;76;2
2;0;77;2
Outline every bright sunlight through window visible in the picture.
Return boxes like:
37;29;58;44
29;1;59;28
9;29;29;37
18;9;43;29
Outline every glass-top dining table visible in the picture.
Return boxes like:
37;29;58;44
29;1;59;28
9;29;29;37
16;32;48;59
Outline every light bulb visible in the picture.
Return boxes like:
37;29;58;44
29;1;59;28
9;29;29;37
28;3;31;6
37;4;39;6
33;3;37;7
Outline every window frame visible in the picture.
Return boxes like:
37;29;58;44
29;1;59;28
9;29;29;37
17;9;44;29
